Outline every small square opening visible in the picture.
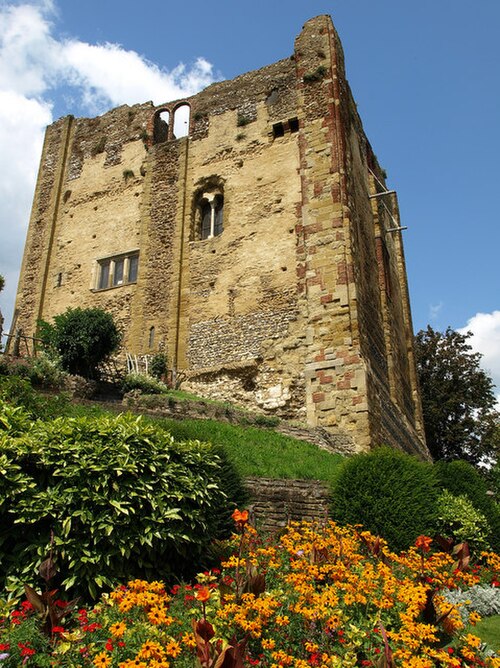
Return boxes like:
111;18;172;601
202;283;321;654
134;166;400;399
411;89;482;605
273;122;285;138
289;117;299;133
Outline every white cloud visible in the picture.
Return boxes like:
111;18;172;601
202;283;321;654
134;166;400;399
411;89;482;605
0;1;217;336
429;301;443;322
458;311;500;399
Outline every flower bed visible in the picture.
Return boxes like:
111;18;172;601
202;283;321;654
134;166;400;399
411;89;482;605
1;516;500;667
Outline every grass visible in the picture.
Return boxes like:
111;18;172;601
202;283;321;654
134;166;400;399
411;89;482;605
43;396;345;484
468;615;500;652
152;417;344;484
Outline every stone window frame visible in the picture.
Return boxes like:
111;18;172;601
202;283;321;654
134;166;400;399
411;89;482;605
94;250;139;291
191;177;225;241
150;101;191;144
198;192;224;240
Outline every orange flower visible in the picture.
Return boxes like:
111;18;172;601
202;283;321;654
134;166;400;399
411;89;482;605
415;535;432;553
195;586;211;602
232;509;249;526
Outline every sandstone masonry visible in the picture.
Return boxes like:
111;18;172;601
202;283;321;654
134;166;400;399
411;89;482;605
11;16;429;459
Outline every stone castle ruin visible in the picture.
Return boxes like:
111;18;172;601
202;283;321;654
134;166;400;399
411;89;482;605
10;15;429;459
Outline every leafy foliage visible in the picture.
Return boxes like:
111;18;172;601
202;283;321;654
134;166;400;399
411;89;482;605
414;326;499;464
330;446;439;550
0;375;70;421
444;585;500;623
149;352;168;380
2;521;500;666
435;459;500;552
0;274;4;292
38;307;120;379
122;372;169;395
0;400;242;601
435;489;491;554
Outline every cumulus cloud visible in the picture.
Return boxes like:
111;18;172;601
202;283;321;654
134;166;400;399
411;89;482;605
459;311;500;407
0;1;217;335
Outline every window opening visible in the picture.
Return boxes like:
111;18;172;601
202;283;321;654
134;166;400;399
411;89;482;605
148;326;155;349
153;110;169;144
95;252;139;291
273;122;285;138
173;104;190;139
128;254;139;283
214;195;224;237
198;193;224;240
56;272;63;287
201;200;212;240
289;117;299;133
98;261;110;290
113;258;124;286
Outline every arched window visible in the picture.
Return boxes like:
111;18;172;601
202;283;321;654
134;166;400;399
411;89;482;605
148;326;155;349
173;104;190;139
196;192;224;240
214;194;224;236
200;200;212;239
153;110;170;144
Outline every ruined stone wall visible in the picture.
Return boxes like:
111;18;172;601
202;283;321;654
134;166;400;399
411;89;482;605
11;15;428;458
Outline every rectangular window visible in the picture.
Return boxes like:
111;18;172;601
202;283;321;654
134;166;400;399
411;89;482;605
98;260;110;290
113;258;124;286
128;255;139;283
95;252;139;291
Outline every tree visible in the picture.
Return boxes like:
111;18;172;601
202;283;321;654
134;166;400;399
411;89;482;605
414;326;499;465
38;307;120;379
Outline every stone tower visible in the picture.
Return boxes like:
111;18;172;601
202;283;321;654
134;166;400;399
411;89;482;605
10;15;429;459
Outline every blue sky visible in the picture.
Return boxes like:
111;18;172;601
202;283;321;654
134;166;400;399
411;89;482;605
0;0;499;390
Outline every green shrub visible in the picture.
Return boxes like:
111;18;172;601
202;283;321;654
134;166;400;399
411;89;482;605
435;489;491;553
26;351;67;388
0;400;241;601
38;307;120;379
122;372;169;395
149;352;168;380
330;447;438;551
435;460;500;552
0;375;70;421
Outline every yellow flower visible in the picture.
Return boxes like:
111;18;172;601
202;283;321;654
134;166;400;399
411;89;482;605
276;615;290;626
93;652;112;667
109;621;126;637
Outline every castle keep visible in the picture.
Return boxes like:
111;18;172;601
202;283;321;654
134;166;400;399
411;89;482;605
11;15;429;458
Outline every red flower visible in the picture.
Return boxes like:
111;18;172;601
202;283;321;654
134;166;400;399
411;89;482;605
52;626;65;634
0;643;9;651
105;639;113;651
415;535;432;553
18;642;35;657
195;586;211;602
232;509;249;527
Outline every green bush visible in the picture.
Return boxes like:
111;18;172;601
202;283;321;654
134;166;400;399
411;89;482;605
0;400;242;601
122;372;169;395
149;352;168;380
0;375;70;421
435;460;500;552
330;447;438;551
38;307;120;379
435;489;491;553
